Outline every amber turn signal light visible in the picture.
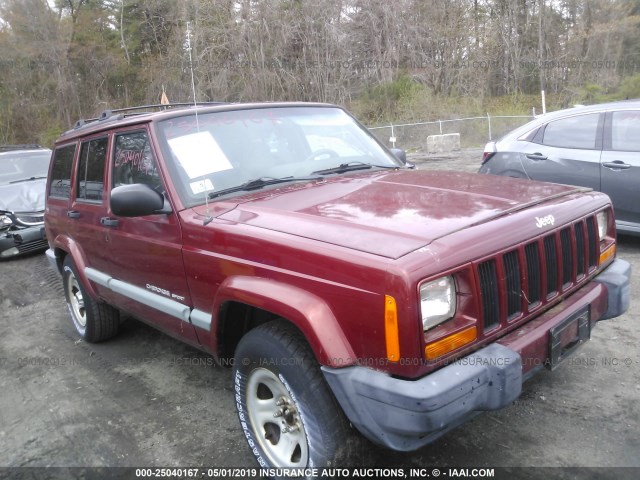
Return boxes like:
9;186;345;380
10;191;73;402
425;326;477;361
599;244;616;266
385;295;400;362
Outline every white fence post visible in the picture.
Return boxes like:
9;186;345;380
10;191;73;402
487;112;492;141
389;123;396;148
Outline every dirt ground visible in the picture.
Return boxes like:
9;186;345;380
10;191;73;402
1;150;639;478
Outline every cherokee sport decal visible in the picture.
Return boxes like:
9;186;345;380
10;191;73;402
146;283;186;302
535;214;555;228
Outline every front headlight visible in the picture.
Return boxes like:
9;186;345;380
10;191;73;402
420;276;456;331
596;210;608;241
0;215;13;229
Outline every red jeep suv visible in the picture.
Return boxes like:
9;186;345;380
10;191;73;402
45;103;630;469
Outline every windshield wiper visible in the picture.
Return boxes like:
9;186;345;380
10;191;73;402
208;176;323;199
9;176;48;184
311;161;398;176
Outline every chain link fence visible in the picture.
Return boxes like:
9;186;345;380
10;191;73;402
368;114;534;150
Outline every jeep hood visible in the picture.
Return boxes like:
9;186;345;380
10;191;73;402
217;171;586;259
0;179;46;213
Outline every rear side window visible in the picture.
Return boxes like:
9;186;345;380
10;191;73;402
542;113;600;150
77;137;108;201
49;144;76;199
610;111;640;151
113;131;162;191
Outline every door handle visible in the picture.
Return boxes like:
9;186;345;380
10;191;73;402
67;211;80;219
602;161;631;170
526;153;548;161
100;217;119;228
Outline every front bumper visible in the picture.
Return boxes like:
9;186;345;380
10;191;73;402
0;225;47;258
322;259;631;451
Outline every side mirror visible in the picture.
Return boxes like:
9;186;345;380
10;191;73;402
110;184;172;217
390;148;416;169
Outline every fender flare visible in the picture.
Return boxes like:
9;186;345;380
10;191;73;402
52;235;100;299
212;275;356;367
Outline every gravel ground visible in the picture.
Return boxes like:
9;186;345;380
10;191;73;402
1;150;638;479
409;147;484;173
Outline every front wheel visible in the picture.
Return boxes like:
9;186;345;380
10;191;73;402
233;320;360;470
62;256;119;342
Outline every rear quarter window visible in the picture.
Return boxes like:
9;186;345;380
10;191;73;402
49;144;76;199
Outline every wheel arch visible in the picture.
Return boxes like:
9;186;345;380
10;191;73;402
213;276;356;367
480;151;530;178
51;235;100;299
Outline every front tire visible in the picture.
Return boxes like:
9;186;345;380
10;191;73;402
62;256;119;342
233;320;359;470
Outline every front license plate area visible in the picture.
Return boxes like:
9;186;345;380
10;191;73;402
548;307;591;371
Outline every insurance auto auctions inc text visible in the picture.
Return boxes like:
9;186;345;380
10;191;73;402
218;467;496;478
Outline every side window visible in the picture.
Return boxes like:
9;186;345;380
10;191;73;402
610;111;640;151
49;144;76;199
77;137;108;201
542;113;600;150
113;131;162;190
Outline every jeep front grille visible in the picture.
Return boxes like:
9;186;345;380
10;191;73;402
544;235;558;297
478;260;499;330
504;250;521;320
476;216;598;332
524;242;541;306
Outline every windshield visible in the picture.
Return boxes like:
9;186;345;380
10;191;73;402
0;150;51;186
155;106;402;206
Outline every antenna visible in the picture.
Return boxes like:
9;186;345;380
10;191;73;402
186;21;212;223
186;21;200;131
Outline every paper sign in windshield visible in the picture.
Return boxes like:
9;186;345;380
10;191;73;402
168;131;232;179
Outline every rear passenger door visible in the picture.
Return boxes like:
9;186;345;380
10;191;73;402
69;136;120;302
521;112;603;190
601;110;640;228
103;128;199;345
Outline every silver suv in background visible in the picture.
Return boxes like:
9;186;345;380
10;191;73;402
479;100;640;236
0;144;51;258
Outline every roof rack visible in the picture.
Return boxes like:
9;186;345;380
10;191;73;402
72;102;227;130
0;144;44;152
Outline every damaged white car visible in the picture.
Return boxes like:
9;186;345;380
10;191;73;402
0;145;51;259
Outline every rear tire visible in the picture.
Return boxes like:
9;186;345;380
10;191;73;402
233;320;361;471
62;256;119;342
